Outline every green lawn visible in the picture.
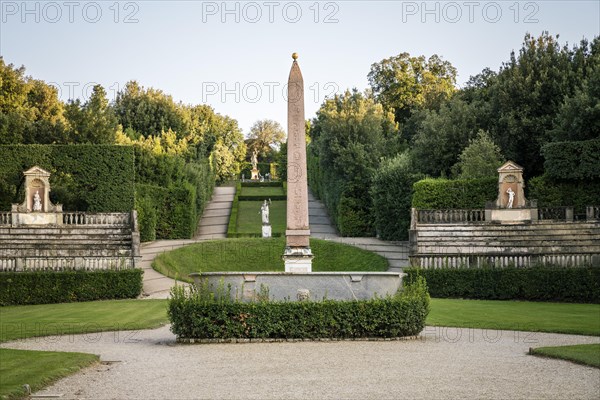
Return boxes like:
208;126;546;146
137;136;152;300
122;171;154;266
0;348;99;399
530;344;600;368
428;298;600;336
0;299;169;342
240;186;285;197
0;299;168;399
152;237;389;282
236;201;286;234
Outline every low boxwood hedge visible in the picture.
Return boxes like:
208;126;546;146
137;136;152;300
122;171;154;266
168;277;430;340
0;269;143;305
404;267;600;303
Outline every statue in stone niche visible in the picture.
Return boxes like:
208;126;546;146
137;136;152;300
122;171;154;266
506;187;515;209
260;199;270;225
33;190;42;212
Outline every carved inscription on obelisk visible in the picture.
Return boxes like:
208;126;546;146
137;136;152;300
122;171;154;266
284;53;312;272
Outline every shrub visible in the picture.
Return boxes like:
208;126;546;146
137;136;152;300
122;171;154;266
168;277;430;340
528;175;600;215
542;138;600;180
0;269;143;305
412;177;497;209
0;144;134;211
404;267;600;303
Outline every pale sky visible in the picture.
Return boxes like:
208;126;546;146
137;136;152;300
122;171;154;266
1;1;599;135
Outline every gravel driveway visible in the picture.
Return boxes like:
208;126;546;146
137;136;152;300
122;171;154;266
3;325;599;399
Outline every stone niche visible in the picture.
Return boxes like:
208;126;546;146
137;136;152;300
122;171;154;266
488;161;537;223
11;166;63;226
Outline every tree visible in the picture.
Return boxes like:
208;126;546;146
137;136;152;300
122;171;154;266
246;119;286;158
410;97;479;177
310;89;398;236
452;130;504;179
368;53;457;123
65;85;118;144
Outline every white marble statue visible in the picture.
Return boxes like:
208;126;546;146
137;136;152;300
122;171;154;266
506;187;515;209
251;150;258;170
33;190;42;212
260;199;270;225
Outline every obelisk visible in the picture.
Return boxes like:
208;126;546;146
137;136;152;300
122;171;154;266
283;53;313;273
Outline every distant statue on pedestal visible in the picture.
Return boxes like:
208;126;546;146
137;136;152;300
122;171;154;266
251;150;258;170
260;199;270;225
33;190;42;212
506;187;515;209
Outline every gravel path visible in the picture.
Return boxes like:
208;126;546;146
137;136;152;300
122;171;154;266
3;326;599;399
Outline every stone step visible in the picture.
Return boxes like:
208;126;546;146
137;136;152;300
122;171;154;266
210;195;235;203
201;209;231;218
204;202;233;210
310;233;339;240
417;245;598;254
309;216;332;225
417;238;600;247
309;225;337;234
197;225;227;235
418;224;599;232
388;259;409;268
308;209;329;218
213;187;236;195
194;233;227;241
199;216;230;226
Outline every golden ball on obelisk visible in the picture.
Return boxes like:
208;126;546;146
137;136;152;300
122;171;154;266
292;52;299;60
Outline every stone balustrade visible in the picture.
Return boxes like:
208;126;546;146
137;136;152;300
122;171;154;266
538;207;569;221
0;256;136;272
415;209;486;224
412;253;595;269
0;212;10;226
63;212;131;226
588;206;600;221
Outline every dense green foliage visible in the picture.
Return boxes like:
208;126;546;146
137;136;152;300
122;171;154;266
308;90;400;236
531;344;600;368
152;237;388;283
528;175;600;214
452;130;504;179
428;298;600;336
0;269;143;305
405;267;600;303
412;177;497;209
0;144;134;211
542;138;600;180
0;349;98;399
167;277;429;339
371;153;423;240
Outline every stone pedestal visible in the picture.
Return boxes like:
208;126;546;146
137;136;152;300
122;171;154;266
262;224;271;238
251;168;260;180
284;246;314;273
489;208;537;224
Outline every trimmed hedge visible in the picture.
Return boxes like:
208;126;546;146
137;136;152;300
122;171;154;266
528;175;600;215
404;267;600;303
238;195;286;201
240;181;282;187
136;183;197;240
0;144;134;211
412;177;497;209
542;138;600;180
0;269;143;305
168;277;430;339
371;154;424;240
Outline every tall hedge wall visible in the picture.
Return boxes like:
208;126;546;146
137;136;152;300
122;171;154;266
0;269;143;305
542;138;600;180
405;267;600;303
528;175;600;214
0;145;134;211
371;154;424;241
136;183;197;241
412;177;497;209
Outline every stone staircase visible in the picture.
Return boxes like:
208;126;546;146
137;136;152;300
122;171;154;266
308;189;410;271
0;226;137;270
195;186;236;239
412;222;600;268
